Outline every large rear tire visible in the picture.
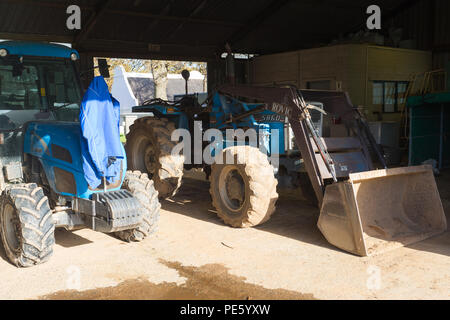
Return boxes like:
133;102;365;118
210;146;278;228
0;184;55;267
126;118;184;199
114;171;161;242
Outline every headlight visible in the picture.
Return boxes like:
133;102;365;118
70;53;78;61
0;49;8;57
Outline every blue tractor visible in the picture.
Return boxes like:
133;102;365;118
126;72;446;256
126;79;324;228
0;41;160;267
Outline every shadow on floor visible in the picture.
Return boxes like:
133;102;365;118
164;176;450;258
0;229;94;266
412;169;450;257
162;178;341;253
55;229;93;248
405;231;450;257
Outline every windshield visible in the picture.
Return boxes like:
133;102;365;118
0;56;82;125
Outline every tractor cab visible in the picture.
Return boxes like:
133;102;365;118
0;42;82;121
0;42;82;166
0;41;160;268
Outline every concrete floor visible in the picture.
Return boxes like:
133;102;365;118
0;172;449;300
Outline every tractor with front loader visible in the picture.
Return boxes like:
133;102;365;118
126;71;446;256
0;41;160;267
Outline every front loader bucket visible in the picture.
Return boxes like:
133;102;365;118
318;165;447;256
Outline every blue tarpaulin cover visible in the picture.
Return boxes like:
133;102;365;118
80;76;124;189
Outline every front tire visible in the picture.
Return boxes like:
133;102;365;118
125;117;184;199
0;184;55;267
114;171;161;242
210;146;278;228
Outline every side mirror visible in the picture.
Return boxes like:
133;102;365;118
181;70;190;95
98;59;110;78
181;69;190;81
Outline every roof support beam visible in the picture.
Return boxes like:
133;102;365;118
0;0;95;10
383;0;423;20
165;0;209;39
225;0;292;47
0;32;73;43
1;0;241;27
107;9;242;27
77;39;215;61
74;0;113;46
84;50;214;62
429;0;436;50
144;1;175;32
138;0;175;42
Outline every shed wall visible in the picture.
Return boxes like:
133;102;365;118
250;44;432;122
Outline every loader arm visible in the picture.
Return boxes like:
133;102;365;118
219;85;447;257
218;85;338;205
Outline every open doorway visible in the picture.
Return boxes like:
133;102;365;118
93;58;207;113
92;58;207;139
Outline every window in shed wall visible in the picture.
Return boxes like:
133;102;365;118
372;81;409;113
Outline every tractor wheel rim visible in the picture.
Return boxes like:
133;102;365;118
219;166;245;213
132;135;156;176
3;204;20;252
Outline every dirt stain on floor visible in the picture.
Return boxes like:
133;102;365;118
39;260;315;300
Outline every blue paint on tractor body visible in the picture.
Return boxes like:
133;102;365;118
1;41;124;200
23;122;126;200
134;92;285;158
0;41;79;59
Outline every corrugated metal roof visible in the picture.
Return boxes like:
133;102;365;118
0;0;445;61
389;0;450;67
